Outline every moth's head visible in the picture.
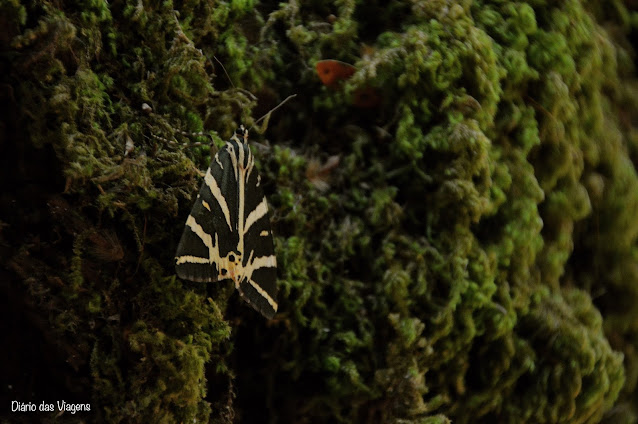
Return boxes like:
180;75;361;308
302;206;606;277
235;125;249;143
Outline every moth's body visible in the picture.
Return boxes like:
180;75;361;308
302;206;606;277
175;126;278;318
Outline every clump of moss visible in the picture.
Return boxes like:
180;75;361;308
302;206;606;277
1;0;260;421
1;0;637;423
250;0;635;422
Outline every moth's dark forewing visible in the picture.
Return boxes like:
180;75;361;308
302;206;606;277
175;145;240;282
212;142;241;253
239;278;277;319
243;162;277;278
174;204;217;282
236;149;278;318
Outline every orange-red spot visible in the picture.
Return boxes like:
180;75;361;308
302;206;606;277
316;59;381;108
315;60;356;87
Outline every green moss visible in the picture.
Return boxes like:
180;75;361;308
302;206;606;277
2;0;637;423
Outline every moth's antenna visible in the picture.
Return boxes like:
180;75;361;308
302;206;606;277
250;94;298;132
207;54;296;132
211;55;236;89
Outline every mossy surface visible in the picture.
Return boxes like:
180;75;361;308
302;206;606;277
0;0;637;423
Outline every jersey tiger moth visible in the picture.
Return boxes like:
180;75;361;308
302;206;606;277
175;125;278;319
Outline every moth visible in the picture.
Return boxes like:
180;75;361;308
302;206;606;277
175;125;278;319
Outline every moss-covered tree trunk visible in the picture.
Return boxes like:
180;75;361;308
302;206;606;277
1;0;637;423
